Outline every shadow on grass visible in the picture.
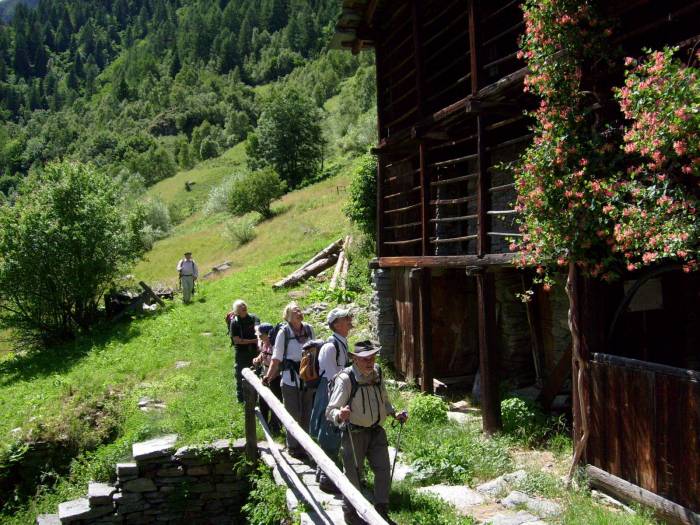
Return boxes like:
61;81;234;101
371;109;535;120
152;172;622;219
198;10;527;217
0;320;143;387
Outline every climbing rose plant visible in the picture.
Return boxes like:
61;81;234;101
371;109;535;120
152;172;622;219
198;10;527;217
514;0;699;284
611;48;699;273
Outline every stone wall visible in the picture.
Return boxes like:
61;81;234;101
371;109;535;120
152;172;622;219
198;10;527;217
370;268;396;363
38;435;249;525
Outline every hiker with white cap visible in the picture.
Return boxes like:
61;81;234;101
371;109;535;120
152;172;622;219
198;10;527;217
326;341;408;525
176;251;198;304
309;307;353;493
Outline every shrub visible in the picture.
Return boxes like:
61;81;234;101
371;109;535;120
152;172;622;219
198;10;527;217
226;167;286;219
408;394;448;424
344;153;377;247
242;464;290;525
500;397;553;447
225;215;259;246
0;161;147;342
141;198;172;239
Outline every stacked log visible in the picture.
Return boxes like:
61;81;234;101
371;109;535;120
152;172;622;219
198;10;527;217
272;238;344;289
330;235;352;290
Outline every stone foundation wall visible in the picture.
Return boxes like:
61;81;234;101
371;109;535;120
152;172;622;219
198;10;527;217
370;268;396;363
38;435;249;525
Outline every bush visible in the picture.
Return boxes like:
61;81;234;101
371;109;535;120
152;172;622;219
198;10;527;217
0;161;146;342
226;167;286;219
408;394;448;424
500;397;553;447
224;215;259;246
344;153;377;247
242;464;290;525
141;198;172;239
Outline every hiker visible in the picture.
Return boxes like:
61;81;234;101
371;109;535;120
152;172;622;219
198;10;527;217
326;342;408;525
176;251;198;304
262;301;315;459
252;323;282;434
309;307;353;493
229;299;260;403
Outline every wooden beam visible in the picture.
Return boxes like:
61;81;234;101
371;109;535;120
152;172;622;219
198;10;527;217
377;153;385;258
418;268;433;393
476;114;488;257
476;270;502;434
419;142;430;255
378;253;514;268
243;379;258;463
468;0;480;95
139;281;165;307
411;0;426;119
586;465;700;525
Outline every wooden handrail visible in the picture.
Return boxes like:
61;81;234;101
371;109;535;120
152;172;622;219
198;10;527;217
254;408;333;522
242;368;390;525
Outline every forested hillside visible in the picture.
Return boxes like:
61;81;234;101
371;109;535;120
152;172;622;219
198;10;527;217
0;0;374;197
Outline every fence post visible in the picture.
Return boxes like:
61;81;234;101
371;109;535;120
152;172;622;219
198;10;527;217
243;377;258;463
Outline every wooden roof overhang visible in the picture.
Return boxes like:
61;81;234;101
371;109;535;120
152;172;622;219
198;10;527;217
329;0;385;53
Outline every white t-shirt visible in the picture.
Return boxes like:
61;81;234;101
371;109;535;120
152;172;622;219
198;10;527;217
272;323;314;387
318;333;349;380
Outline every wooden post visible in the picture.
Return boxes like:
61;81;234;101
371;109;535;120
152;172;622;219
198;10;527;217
567;261;590;481
241;369;389;525
476;270;501;434
468;0;480;95
419;142;430;255
411;0;426;119
476;115;488;257
377;152;385;258
243;378;258;463
411;268;434;394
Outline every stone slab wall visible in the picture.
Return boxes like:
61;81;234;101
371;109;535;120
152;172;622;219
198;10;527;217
38;435;249;525
370;268;396;363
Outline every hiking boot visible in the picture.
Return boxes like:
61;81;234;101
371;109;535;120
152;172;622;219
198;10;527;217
374;503;397;525
343;507;365;525
288;448;307;461
319;473;340;494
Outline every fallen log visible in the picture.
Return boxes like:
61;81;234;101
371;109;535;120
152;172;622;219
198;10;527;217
273;254;339;289
293;238;344;276
329;237;348;290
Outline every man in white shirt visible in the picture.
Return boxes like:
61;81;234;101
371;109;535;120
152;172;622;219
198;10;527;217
176;251;198;304
309;307;352;493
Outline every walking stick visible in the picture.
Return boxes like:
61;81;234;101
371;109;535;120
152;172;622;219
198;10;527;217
342;422;361;483
390;411;407;485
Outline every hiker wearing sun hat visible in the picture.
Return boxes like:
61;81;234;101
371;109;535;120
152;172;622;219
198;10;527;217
308;307;353;493
326;341;408;525
176;251;198;303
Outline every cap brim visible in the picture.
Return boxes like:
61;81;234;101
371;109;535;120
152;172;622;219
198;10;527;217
349;348;379;358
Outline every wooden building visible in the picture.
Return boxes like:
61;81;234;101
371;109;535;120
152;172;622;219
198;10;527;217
332;0;700;522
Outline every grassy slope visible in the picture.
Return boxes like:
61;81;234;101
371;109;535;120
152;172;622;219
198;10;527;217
0;156;353;522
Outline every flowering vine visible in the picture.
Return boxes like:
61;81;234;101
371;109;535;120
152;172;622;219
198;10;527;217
514;0;699;283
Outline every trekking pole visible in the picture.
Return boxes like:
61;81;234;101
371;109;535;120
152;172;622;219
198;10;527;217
342;421;361;482
390;411;408;485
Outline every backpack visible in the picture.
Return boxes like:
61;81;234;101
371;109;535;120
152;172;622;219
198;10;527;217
329;365;384;425
225;311;236;336
280;323;313;386
299;345;320;384
268;321;286;347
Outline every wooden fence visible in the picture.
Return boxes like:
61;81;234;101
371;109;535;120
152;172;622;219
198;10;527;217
587;353;700;522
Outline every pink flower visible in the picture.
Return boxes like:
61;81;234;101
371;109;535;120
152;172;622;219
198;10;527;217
624;57;636;66
627;263;636;271
673;141;687;156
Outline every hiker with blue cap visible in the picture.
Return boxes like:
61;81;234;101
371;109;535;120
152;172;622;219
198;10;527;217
309;307;353;493
253;323;282;434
